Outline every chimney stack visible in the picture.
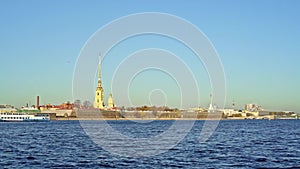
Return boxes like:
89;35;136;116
37;96;40;110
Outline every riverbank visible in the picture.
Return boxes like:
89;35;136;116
55;116;298;121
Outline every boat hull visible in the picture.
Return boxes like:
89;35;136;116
0;112;50;122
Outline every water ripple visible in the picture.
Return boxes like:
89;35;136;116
0;120;299;168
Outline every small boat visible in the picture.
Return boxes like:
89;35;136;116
0;112;50;122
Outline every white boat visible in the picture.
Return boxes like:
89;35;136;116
0;112;50;122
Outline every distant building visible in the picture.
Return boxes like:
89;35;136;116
0;104;16;113
39;102;74;111
220;109;246;117
58;101;74;109
245;103;262;112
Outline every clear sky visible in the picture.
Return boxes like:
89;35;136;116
0;0;299;112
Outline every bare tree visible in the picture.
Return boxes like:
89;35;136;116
83;100;93;109
74;99;82;109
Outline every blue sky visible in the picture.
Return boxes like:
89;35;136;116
0;0;299;112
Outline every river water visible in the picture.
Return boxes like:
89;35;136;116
0;120;299;168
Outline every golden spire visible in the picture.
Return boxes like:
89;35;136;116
98;53;101;82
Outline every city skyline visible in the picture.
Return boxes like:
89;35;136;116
0;1;300;112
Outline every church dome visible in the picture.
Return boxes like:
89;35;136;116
108;93;114;108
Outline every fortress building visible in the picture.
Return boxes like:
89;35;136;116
94;54;104;109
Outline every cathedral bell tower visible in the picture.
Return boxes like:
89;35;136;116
94;54;104;109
